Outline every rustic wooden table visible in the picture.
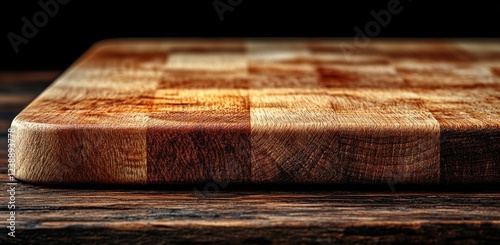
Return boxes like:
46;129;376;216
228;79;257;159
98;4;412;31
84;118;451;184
1;71;499;244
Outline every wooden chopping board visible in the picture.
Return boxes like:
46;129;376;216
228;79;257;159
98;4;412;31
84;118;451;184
11;39;500;185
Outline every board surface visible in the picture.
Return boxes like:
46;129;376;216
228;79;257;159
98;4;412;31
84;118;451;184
11;39;500;184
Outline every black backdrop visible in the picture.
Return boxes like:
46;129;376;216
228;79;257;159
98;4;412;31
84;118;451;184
1;0;499;70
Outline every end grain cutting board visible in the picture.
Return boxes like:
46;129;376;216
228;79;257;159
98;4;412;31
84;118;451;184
11;39;500;185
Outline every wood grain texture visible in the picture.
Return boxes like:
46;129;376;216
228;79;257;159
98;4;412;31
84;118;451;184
1;71;499;244
10;39;500;184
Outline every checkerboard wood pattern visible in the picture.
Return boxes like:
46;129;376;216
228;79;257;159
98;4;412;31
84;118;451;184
12;39;500;184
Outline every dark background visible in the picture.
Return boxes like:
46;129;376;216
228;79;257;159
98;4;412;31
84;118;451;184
1;0;499;71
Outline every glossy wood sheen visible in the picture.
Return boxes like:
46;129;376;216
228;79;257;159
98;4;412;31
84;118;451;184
11;40;500;184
